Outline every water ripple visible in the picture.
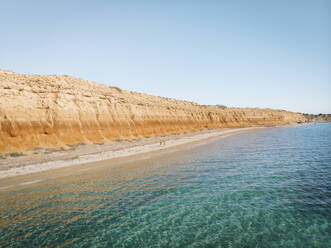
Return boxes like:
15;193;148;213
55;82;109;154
1;123;331;247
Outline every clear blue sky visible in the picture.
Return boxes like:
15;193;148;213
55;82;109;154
1;0;330;114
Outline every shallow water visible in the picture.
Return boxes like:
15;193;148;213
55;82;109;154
1;123;330;247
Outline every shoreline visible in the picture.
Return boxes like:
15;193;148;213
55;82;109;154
0;127;263;180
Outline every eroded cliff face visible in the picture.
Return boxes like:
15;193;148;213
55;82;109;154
0;70;306;154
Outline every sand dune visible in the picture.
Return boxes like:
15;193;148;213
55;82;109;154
0;70;306;154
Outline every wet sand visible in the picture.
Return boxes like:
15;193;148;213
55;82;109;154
0;127;262;183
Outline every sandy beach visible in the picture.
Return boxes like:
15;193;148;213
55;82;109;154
0;127;262;180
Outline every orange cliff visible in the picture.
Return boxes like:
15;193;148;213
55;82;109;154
0;70;306;154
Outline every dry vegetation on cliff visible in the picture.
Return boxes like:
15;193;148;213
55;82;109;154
0;70;306;154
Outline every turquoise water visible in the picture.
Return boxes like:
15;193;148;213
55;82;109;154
0;123;330;247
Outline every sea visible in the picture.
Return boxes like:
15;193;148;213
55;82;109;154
0;123;330;247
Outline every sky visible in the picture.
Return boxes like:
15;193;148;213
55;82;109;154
0;0;330;114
